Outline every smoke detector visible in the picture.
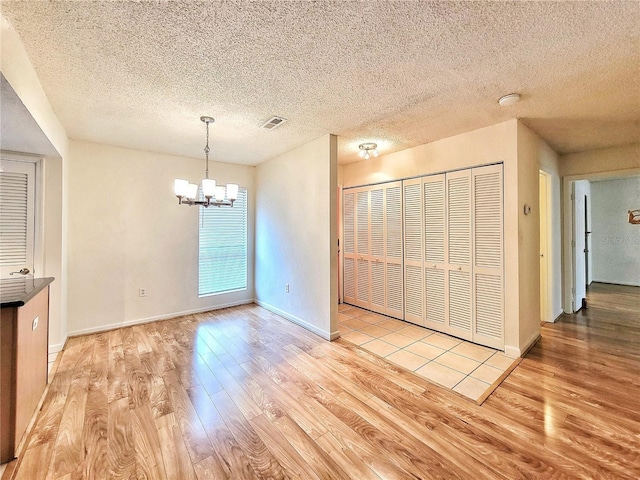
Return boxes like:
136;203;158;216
498;93;521;107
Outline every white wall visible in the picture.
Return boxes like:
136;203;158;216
591;177;640;286
255;134;338;340
2;15;69;354
538;143;563;321
66;140;255;335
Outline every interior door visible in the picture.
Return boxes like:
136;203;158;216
355;189;371;309
342;190;356;304
384;182;404;319
423;174;446;331
369;186;385;314
0;159;36;278
446;170;472;340
403;178;423;325
573;181;587;311
472;165;504;349
539;172;549;322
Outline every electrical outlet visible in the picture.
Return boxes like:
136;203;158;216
32;316;39;331
139;288;147;297
285;283;290;293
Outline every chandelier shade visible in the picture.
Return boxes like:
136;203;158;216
174;116;238;207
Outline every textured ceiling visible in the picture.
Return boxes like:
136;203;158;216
1;1;639;165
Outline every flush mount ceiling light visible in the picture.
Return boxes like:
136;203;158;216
174;116;238;207
498;93;521;107
358;143;379;160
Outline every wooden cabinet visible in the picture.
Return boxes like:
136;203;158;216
0;282;50;463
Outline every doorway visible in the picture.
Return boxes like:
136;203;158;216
563;169;640;314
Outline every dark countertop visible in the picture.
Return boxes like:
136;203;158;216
0;277;54;308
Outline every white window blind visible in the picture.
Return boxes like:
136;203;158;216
198;188;247;296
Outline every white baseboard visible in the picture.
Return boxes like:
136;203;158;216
48;342;65;354
592;279;640;288
504;331;541;359
67;299;254;337
254;299;335;341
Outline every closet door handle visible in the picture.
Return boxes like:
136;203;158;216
432;264;437;268
457;266;462;271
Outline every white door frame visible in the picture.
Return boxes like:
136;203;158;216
562;167;640;313
539;171;551;322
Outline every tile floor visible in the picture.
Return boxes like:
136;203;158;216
338;304;519;403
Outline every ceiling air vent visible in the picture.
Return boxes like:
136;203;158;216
261;116;287;130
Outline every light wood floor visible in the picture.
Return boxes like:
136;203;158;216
3;283;639;479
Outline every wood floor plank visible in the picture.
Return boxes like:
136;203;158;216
47;373;90;479
107;397;136;479
158;424;197;480
210;390;287;480
162;371;214;465
130;405;167;479
273;415;348;480
9;283;640;480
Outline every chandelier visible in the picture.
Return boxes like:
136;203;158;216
358;142;378;160
174;116;238;207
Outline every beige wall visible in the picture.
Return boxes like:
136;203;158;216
560;143;640;178
2;15;69;354
537;138;563;321
66;140;255;335
255;134;338;339
516;122;551;350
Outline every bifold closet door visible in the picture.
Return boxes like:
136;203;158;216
423;174;446;331
446;169;473;341
384;182;404;319
472;164;504;349
355;189;371;309
343;190;356;305
403;178;423;325
369;186;386;314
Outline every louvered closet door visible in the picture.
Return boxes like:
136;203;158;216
446;170;472;341
369;186;385;314
472;164;504;349
423;175;446;330
384;182;403;319
343;190;356;304
403;178;423;325
355;189;371;309
0;159;36;278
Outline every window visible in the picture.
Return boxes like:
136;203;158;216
198;188;247;296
